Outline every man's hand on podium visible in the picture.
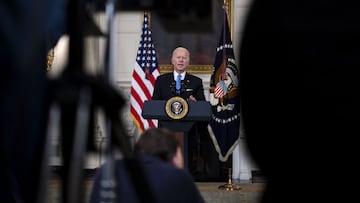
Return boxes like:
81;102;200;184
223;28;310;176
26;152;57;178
188;95;197;102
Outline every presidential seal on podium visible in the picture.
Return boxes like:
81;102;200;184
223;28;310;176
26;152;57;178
165;96;189;120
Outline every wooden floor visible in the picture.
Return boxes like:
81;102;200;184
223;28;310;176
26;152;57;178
48;178;266;203
196;181;265;203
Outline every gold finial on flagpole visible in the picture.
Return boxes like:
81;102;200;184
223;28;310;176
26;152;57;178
223;0;229;13
218;167;241;191
222;0;232;32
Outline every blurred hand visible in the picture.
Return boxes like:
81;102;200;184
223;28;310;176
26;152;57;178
188;95;197;102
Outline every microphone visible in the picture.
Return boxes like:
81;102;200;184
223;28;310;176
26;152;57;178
170;81;185;95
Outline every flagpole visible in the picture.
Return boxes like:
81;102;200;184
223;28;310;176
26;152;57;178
144;11;151;80
218;168;241;191
217;1;241;191
221;4;227;81
219;1;229;109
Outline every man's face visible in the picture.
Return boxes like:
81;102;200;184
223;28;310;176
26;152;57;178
171;48;190;73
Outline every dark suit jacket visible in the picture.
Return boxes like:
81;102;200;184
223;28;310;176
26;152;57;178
89;155;205;203
152;72;205;101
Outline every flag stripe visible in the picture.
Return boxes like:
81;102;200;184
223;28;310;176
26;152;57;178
132;65;154;100
214;82;225;98
130;87;156;130
130;106;145;131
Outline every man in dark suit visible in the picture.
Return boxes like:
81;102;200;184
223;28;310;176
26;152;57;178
89;128;205;203
152;46;219;181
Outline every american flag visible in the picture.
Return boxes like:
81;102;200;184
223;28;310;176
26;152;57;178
214;80;226;98
208;9;241;162
130;12;160;133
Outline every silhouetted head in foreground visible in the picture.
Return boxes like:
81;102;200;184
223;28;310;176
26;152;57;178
240;0;359;202
134;127;184;169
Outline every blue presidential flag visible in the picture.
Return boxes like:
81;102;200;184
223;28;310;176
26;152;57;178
208;9;240;162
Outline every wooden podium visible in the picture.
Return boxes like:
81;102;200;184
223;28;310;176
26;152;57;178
142;99;211;169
